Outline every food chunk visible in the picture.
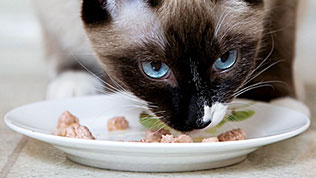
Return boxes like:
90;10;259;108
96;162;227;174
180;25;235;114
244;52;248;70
56;111;80;136
160;134;175;143
145;129;171;142
175;134;193;143
55;111;247;143
55;111;95;140
160;134;193;143
201;137;219;143
65;125;95;140
107;116;129;131
217;128;247;142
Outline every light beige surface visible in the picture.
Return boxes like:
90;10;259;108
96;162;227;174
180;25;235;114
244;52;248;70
1;0;316;177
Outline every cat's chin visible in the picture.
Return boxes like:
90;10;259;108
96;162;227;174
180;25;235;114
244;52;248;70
46;71;104;100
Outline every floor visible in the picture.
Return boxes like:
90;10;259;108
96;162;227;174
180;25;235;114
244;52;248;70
1;0;316;177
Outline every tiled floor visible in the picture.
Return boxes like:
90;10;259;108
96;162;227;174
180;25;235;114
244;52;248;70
0;77;47;178
1;0;316;177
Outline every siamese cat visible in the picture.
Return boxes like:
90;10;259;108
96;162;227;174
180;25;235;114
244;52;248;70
32;0;310;131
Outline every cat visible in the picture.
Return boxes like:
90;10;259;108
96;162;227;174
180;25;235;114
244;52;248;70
32;0;310;131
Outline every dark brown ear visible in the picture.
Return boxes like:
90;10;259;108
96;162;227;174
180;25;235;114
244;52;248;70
81;0;111;24
145;0;162;8
243;0;263;6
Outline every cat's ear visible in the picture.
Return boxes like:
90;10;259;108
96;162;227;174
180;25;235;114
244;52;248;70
82;0;158;25
81;0;111;24
243;0;263;6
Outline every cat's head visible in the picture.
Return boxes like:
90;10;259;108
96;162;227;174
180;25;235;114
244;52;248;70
81;0;265;131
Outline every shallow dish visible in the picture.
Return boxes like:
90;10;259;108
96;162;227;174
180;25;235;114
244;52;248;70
4;94;310;172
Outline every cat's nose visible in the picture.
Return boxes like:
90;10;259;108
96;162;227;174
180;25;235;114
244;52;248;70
197;119;212;129
201;103;228;128
166;103;228;132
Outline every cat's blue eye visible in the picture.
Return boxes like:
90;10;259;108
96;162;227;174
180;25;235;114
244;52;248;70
213;49;238;70
141;61;170;79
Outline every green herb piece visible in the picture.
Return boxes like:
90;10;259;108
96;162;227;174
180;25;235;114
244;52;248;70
229;101;256;110
193;137;205;142
139;109;255;134
228;110;255;122
139;113;172;131
205;127;217;134
216;115;229;128
205;110;255;134
205;116;228;134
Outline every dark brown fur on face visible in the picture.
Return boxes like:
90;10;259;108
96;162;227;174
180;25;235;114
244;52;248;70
81;0;297;131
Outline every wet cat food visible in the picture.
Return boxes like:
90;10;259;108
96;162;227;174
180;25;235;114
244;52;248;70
65;125;95;140
56;111;95;140
201;137;220;143
55;111;247;143
160;134;193;143
56;111;80;136
145;129;171;142
107;116;129;131
217;128;247;142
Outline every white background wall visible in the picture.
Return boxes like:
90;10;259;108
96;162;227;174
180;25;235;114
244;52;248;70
0;0;46;77
0;0;315;84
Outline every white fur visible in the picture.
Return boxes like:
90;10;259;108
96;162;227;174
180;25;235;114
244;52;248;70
270;97;311;117
110;0;167;50
46;71;104;100
106;0;120;18
203;102;228;128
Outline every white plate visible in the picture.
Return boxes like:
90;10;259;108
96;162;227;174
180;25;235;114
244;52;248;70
4;94;310;172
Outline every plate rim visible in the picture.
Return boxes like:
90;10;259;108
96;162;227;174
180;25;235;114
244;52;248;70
4;95;310;153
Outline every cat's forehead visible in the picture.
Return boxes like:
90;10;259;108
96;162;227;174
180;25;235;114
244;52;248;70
85;0;265;60
156;0;265;41
110;0;265;44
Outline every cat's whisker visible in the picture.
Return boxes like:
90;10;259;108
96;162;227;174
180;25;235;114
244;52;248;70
147;119;162;131
240;58;284;90
235;84;274;97
235;81;274;95
224;101;253;105
72;55;152;107
71;55;124;93
236;80;286;95
103;70;130;93
224;102;259;110
152;111;167;115
125;105;149;110
246;34;275;82
226;103;259;110
91;86;152;109
139;118;159;126
152;119;173;135
147;103;160;109
263;26;290;36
